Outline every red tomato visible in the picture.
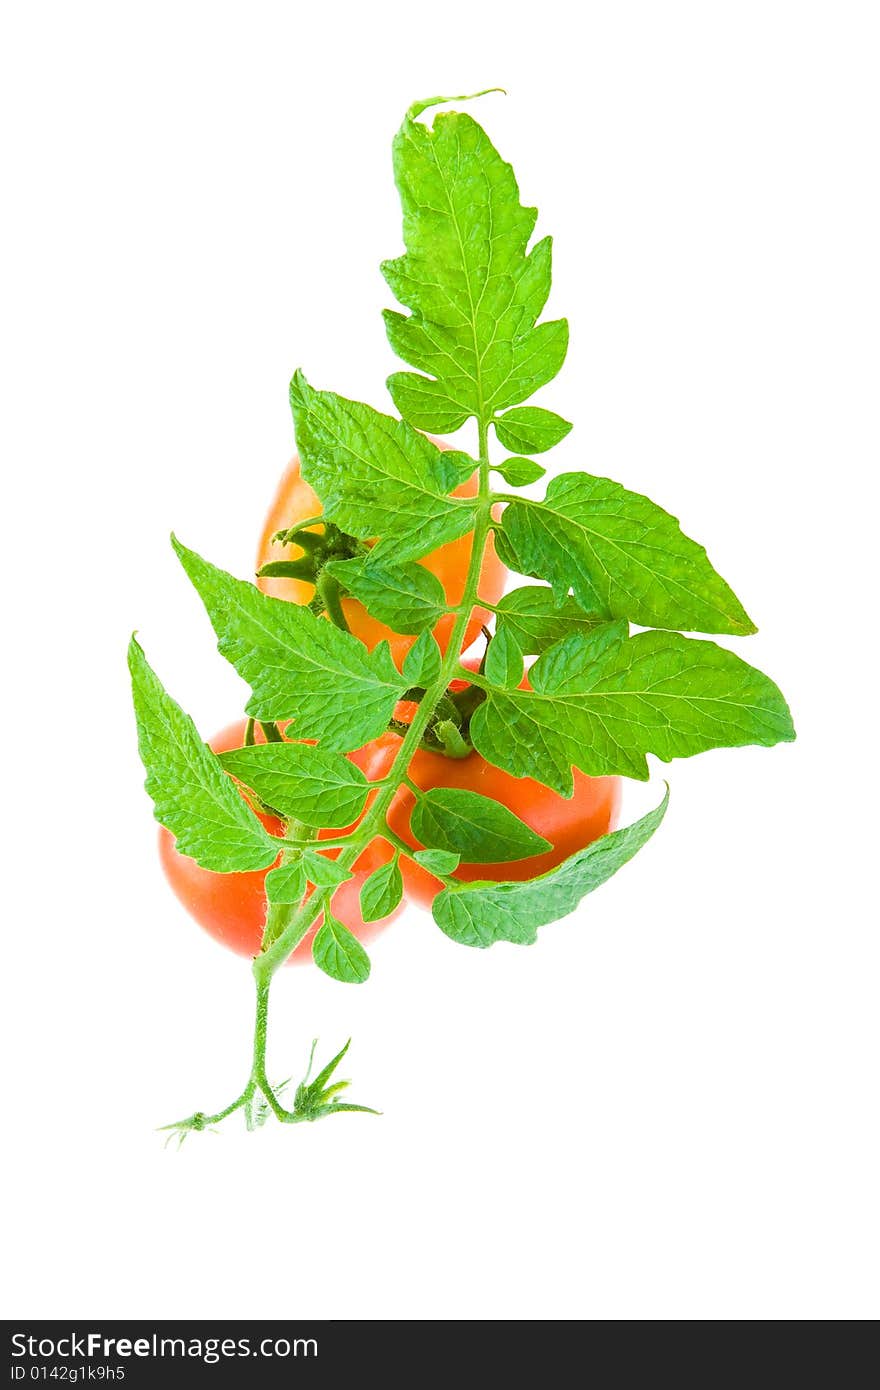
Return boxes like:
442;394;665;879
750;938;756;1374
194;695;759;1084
356;667;622;907
256;453;506;666
158;720;399;964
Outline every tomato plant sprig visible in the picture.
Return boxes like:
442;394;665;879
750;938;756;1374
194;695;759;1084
130;92;795;1138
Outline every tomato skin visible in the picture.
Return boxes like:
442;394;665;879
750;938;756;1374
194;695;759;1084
158;721;399;964
256;454;506;665
355;679;622;908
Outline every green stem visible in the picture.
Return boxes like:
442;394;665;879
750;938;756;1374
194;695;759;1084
254;452;493;981
276;835;352;850
456;665;490;688
158;1082;255;1136
239;410;495;1128
274;514;324;544
251;976;275;1100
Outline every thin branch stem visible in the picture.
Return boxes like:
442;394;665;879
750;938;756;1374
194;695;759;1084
185;406;498;1134
274;515;324;544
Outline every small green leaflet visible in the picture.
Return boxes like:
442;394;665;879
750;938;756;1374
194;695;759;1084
494;585;611;655
413;848;461;875
433;788;669;947
402;629;442;687
470;626;796;793
173;538;406;751
264;860;307;905
411;787;551;863
289;373;476;561
302;850;352;889
382;375;472;437
312;914;371;983
483;627;524;688
326;556;447;635
494;406;572;454
360;857;404;922
493;456;547;488
501;473;756;636
383;95;568;433
128;637;277;873
219;743;369;828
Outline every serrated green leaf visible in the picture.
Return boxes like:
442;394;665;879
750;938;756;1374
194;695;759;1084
264;860;307;905
359;856;404;922
312;915;371;983
501;473;756;635
326;556;447;635
494;406;572;454
411;787;551;864
494;585;611;655
172;537;406;751
219;743;369;829
128;637;277;872
302;850;352;890
413;848;461;875
493;456;547;488
383;369;472;435
383;100;567;431
289;373;476;561
402;629;442;686
471;627;796;793
483;627;524;688
433;788;669;947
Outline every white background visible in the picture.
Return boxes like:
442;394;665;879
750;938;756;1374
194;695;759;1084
2;1;877;1321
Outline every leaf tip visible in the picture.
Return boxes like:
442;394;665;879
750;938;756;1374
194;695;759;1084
127;631;144;669
406;88;507;124
288;368;309;408
169;532;188;562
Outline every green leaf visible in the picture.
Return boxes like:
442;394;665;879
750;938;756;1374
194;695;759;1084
494;585;611;655
312;915;371;983
360;856;404;922
289;372;476;561
402;629;443;686
493;456;547;488
483;626;524;688
219;743;369;829
383;98;567;431
172;537;406;751
433;788;669;947
471;627;796;793
302;850;352;889
264;860;307;905
501;473;756;635
494;406;572;454
413;848;461;875
326;556;447;635
411;787;551;863
383;373;472;435
128;637;277;873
